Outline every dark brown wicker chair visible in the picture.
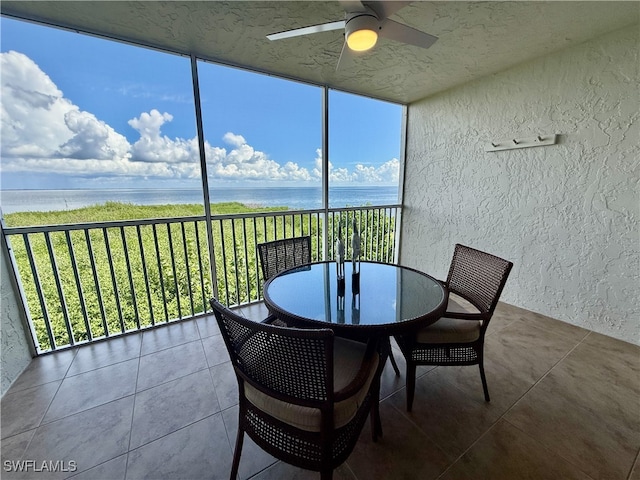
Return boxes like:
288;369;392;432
210;298;381;480
257;236;312;282
394;244;513;411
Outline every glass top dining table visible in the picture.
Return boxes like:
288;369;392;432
263;261;448;335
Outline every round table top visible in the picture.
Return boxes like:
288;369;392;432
263;261;447;334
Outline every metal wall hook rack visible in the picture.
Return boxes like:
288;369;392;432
486;134;558;152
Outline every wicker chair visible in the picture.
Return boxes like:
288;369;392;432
395;244;513;411
257;236;312;282
210;298;381;480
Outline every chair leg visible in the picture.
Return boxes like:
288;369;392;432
387;343;401;376
479;361;490;402
406;362;417;412
371;376;382;441
230;428;244;480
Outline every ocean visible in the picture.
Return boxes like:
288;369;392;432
0;186;399;214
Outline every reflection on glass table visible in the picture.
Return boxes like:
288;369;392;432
264;261;447;335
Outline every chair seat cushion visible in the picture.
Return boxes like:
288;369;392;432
415;293;481;344
446;293;481;315
244;337;379;432
415;317;481;344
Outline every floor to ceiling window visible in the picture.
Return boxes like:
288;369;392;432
196;61;323;211
1;17;404;220
328;90;402;208
1;18;202;348
1;17;199;222
327;90;403;261
1;15;406;351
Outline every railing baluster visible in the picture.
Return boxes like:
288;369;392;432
230;219;240;304
253;216;262;300
194;220;207;313
152;224;169;323
218;219;230;306
180;222;195;317
65;230;91;341
376;208;382;261
383;208;389;263
120;226;140;330
84;229;108;337
23;233;56;350
386;208;393;263
383;207;388;263
241;218;251;303
365;208;371;260
315;212;320;261
103;228;125;333
357;210;363;259
380;208;387;262
44;232;74;345
166;223;181;319
136;225;155;326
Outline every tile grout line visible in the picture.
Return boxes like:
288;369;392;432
208;363;234;451
125;341;143;451
25;347;81;450
500;329;592;416
384;398;455;478
122;332;144;480
627;448;640;480
382;368;459;463
432;329;594;480
125;411;222;454
501;418;599;480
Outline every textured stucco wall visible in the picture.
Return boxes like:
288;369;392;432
1;233;33;396
401;25;639;344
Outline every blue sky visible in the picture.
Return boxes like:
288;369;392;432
0;17;402;190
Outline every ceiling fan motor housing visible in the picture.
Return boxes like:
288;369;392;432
345;13;380;51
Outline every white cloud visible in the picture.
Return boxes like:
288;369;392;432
1;50;77;159
206;132;312;181
222;132;246;148
1;50;131;174
59;109;130;160
351;158;400;183
376;158;400;182
313;149;398;184
0;51;398;187
128;109;199;165
313;150;323;179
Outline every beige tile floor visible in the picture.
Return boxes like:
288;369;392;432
1;302;638;480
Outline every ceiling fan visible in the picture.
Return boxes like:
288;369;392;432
266;1;438;69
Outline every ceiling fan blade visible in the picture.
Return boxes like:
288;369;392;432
339;1;367;14
336;41;354;71
365;1;412;19
267;20;345;41
379;19;438;49
336;42;374;71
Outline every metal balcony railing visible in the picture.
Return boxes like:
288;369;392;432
2;205;401;353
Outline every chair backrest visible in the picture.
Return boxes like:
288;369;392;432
210;298;334;406
257;236;312;281
445;244;513;317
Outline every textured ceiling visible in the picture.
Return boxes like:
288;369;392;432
2;1;638;104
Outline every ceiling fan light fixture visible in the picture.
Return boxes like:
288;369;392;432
345;14;379;52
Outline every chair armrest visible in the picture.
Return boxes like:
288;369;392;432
261;314;289;327
334;338;379;401
443;311;487;321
